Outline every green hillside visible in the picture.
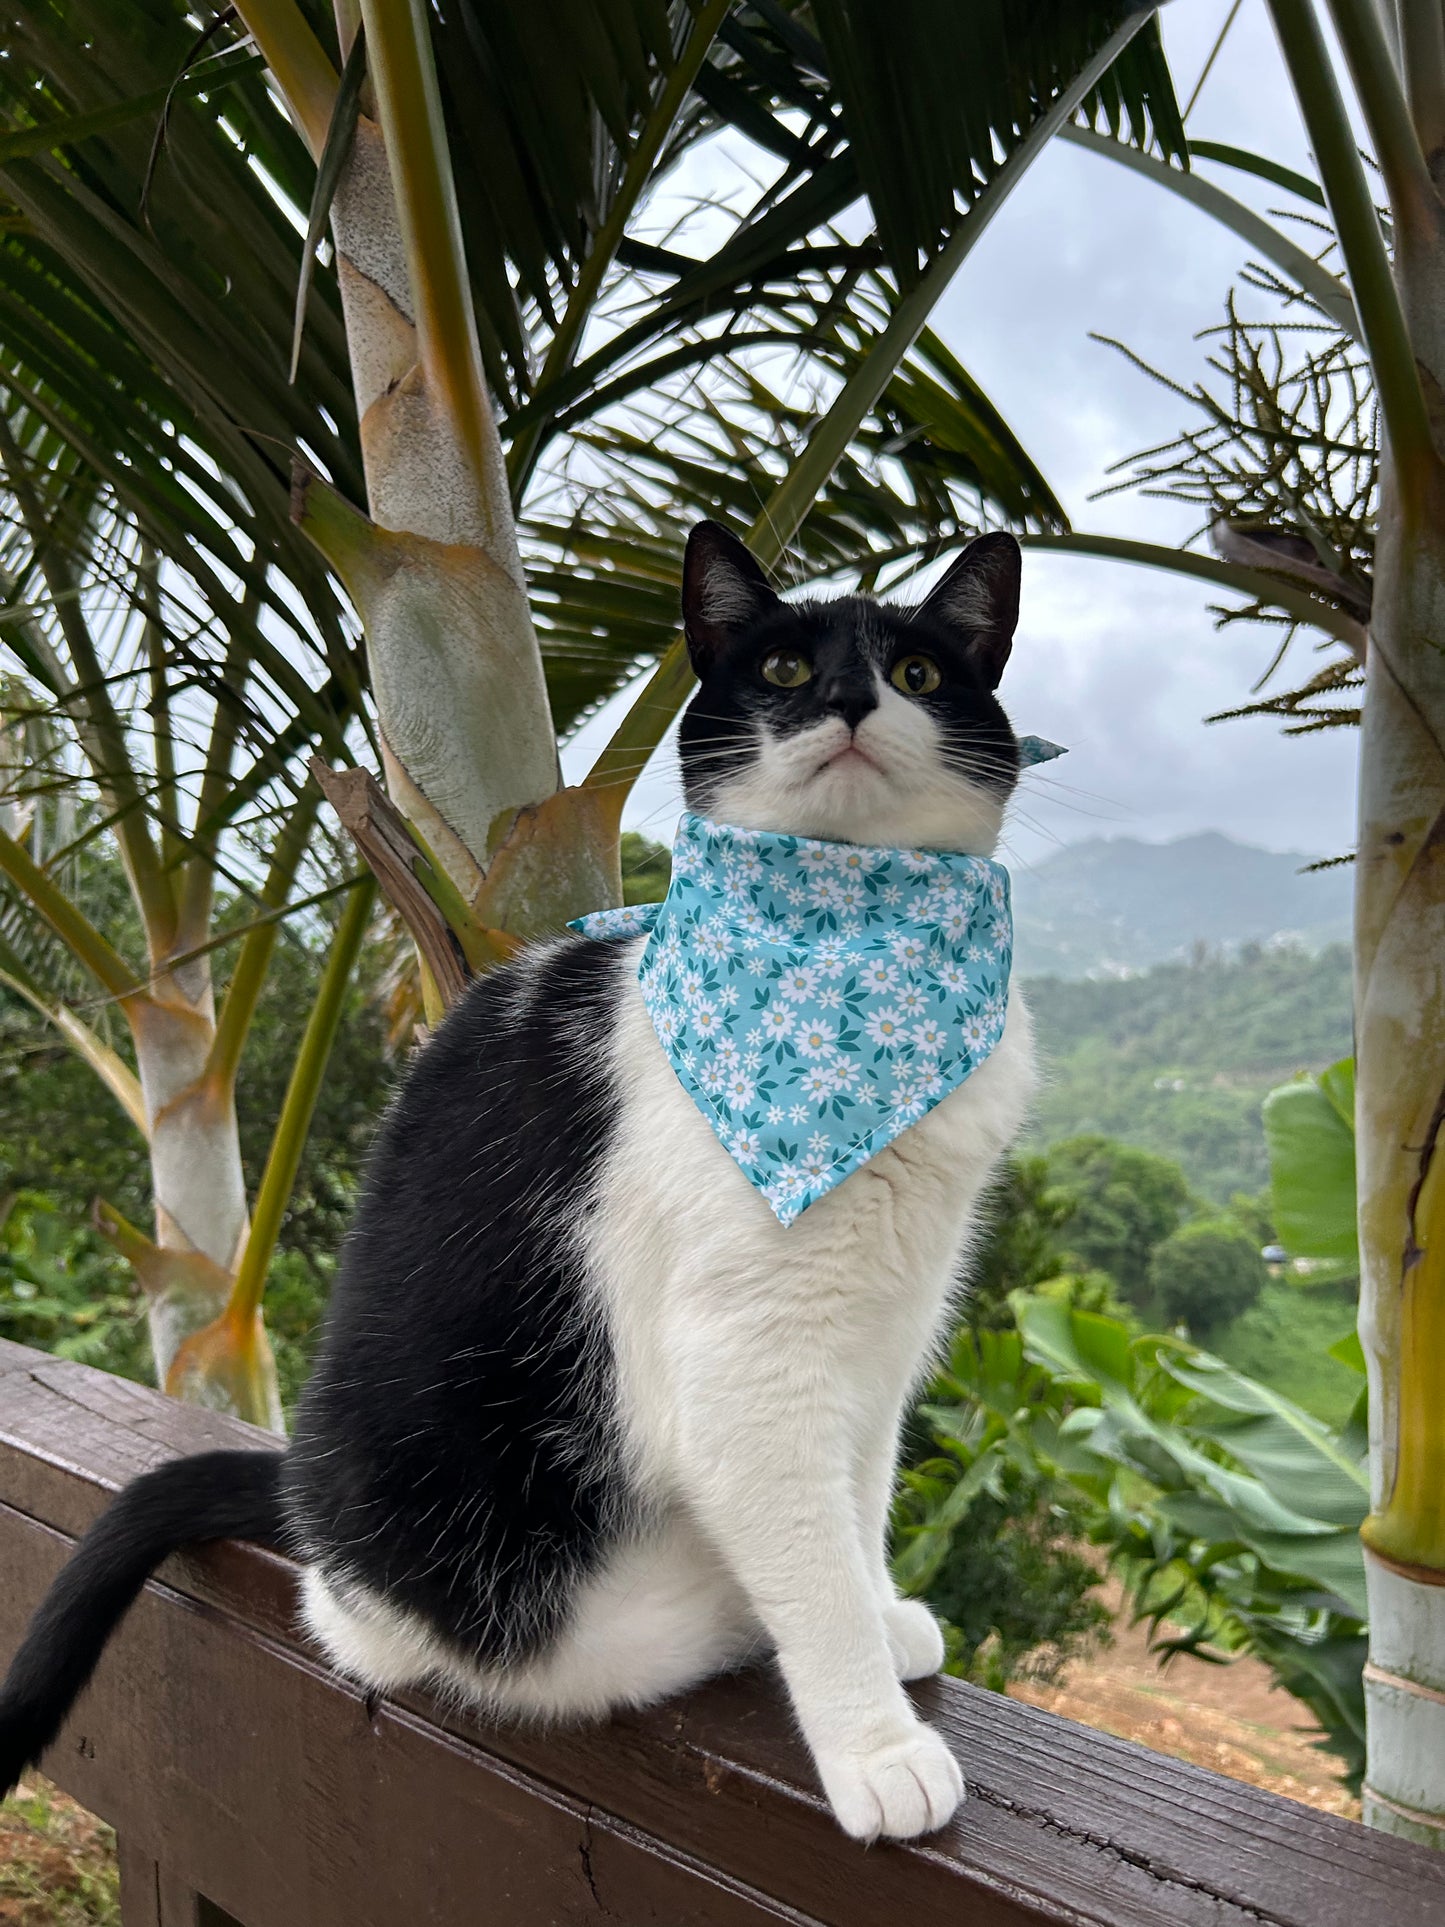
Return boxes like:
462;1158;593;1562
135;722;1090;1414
1023;945;1354;1203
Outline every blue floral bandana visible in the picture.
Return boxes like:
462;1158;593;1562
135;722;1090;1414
572;791;1041;1225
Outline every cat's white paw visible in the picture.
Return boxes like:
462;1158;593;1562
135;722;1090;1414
883;1598;946;1680
817;1725;964;1842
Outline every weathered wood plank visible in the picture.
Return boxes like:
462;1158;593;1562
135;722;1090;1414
2;1339;1443;1926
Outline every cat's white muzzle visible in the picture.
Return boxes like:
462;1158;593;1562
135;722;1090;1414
711;701;1006;854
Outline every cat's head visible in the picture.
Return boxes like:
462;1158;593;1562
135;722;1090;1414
677;522;1022;854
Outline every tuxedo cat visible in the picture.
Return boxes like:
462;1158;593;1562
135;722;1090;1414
0;523;1036;1843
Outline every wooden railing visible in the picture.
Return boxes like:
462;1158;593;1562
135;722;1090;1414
1;1335;1442;1925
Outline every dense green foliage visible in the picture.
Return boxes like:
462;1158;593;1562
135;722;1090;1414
1214;1278;1362;1431
619;833;673;907
896;1323;1111;1688
1044;1135;1197;1304
1025;944;1353;1201
0;1190;146;1381
0;893;393;1410
1017;1298;1369;1785
1150;1217;1267;1337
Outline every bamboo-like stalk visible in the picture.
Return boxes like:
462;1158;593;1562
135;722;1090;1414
0;409;175;947
1326;0;1438;233
1400;0;1445;158
1351;458;1445;1847
0;820;137;1001
1267;0;1436;513
225;872;376;1331
205;789;320;1095
357;0;510;557
229;0;337;156
1266;0;1445;1851
583;5;1168;804
165;872;376;1431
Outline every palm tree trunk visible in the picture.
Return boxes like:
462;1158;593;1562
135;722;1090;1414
1354;453;1445;1855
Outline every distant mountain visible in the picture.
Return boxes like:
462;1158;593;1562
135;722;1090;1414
1011;832;1352;979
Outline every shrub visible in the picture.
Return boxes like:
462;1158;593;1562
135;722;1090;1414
1149;1217;1267;1337
1043;1135;1196;1306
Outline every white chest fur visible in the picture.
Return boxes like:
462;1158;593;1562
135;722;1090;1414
589;959;1037;1495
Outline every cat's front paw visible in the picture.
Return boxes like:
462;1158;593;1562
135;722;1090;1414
817;1724;964;1842
883;1598;946;1680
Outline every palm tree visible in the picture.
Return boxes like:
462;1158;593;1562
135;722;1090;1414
1032;2;1445;1848
0;0;1181;1417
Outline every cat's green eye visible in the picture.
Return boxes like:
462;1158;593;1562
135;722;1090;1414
760;649;813;689
890;653;942;697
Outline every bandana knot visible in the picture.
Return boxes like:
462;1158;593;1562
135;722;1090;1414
572;813;1015;1226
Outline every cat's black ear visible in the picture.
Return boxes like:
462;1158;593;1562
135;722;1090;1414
682;521;780;672
914;531;1021;689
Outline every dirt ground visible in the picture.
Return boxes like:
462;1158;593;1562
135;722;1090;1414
0;1595;1357;1920
0;1780;117;1927
1009;1585;1359;1820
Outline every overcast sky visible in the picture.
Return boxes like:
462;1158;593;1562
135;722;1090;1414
562;1;1363;879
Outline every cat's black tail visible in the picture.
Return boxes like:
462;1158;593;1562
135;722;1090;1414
0;1449;284;1795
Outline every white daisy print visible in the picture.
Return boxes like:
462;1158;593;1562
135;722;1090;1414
864;1007;907;1050
758;1005;795;1043
797;1065;837;1103
723;1069;757;1108
859;958;899;994
794;1019;838;1058
678;966;706;1005
912;1018;947;1055
779;965;818;1003
814;935;851;977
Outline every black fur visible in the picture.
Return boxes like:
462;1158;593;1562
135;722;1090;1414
0;519;1024;1790
0;1450;282;1793
284;937;632;1666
